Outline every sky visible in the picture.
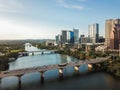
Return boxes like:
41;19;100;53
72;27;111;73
0;0;120;40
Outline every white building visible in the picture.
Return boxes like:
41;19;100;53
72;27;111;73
25;43;40;52
95;45;107;52
88;23;99;43
55;34;61;44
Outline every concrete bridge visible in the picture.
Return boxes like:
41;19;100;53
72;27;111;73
0;56;111;84
18;50;57;56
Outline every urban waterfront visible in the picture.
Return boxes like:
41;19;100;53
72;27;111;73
0;54;120;90
0;0;120;90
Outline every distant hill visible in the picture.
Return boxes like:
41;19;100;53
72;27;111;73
0;39;55;44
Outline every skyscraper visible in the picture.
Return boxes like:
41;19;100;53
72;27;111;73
67;31;70;43
55;34;61;44
88;23;99;43
69;31;74;43
105;19;120;49
73;28;79;44
61;30;67;43
61;30;74;44
79;35;87;44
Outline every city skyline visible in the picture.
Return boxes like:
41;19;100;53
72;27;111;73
0;0;120;40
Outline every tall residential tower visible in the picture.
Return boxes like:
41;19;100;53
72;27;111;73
88;23;99;43
73;28;79;44
105;19;120;49
61;30;67;43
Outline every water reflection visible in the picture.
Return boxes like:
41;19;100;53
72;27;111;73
60;55;75;63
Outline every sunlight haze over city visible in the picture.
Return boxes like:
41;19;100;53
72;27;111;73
0;0;120;40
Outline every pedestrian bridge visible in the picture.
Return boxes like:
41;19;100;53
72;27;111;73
0;56;111;84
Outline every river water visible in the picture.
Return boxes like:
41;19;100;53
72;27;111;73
0;54;120;90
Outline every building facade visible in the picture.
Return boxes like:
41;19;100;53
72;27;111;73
73;28;79;44
61;30;67;44
79;35;87;44
105;19;120;49
57;29;79;44
88;23;99;43
69;31;74;43
55;34;61;44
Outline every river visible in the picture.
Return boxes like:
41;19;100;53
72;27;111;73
0;53;120;90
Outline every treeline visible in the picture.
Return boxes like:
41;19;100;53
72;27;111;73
0;56;9;71
58;48;108;60
94;56;120;78
0;43;24;71
0;44;24;53
0;52;19;71
105;57;120;77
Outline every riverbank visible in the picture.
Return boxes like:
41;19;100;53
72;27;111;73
0;56;9;71
0;52;19;71
91;59;120;78
101;56;120;78
57;49;120;78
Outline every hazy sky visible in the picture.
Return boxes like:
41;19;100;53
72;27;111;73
0;0;120;40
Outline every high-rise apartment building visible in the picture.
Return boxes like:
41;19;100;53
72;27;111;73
88;23;99;43
67;31;74;43
105;19;120;49
61;30;67;43
55;34;62;44
67;31;70;43
61;30;74;44
59;29;79;44
73;28;79;44
69;31;74;43
79;35;87;44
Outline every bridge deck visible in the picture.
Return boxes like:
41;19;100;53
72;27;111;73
0;56;110;78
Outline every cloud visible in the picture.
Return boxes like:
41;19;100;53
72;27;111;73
63;4;84;10
0;0;24;13
57;0;65;3
56;0;85;10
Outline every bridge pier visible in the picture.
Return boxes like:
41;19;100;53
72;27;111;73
42;52;44;55
88;64;93;72
0;78;1;83
74;65;79;75
17;75;23;85
40;71;45;84
93;63;102;71
50;51;53;54
32;52;34;56
59;68;63;79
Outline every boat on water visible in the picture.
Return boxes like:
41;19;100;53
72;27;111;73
58;63;67;66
